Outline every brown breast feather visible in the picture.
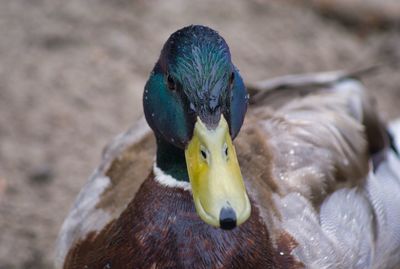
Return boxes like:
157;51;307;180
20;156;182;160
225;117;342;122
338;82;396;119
64;174;303;269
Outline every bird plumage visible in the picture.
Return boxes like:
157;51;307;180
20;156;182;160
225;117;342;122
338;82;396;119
56;25;400;268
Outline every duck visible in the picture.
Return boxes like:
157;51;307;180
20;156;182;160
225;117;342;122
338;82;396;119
55;25;400;269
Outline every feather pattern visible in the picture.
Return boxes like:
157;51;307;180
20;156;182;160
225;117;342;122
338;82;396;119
246;79;400;269
163;25;232;125
57;78;400;268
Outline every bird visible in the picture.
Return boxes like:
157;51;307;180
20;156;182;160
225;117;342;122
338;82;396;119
55;25;400;269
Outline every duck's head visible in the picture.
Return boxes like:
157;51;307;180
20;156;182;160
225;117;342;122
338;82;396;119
143;25;250;230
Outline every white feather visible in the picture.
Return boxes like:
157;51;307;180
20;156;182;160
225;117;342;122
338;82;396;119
389;119;400;152
276;118;400;269
153;163;191;191
55;116;151;267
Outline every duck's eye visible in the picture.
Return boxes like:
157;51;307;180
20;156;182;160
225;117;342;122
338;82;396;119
166;74;176;91
229;72;235;88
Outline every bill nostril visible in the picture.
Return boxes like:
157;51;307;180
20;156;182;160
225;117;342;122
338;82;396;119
219;207;237;230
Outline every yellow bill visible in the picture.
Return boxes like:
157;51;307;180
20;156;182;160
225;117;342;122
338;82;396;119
185;115;251;229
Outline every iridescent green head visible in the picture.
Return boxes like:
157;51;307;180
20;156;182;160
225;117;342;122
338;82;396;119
143;25;250;230
143;25;248;148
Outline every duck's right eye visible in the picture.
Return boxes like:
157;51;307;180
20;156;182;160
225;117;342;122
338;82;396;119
166;74;176;91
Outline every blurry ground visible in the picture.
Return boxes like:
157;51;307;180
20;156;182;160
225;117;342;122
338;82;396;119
0;0;399;268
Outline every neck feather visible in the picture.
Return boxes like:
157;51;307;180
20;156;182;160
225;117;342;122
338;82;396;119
156;136;189;182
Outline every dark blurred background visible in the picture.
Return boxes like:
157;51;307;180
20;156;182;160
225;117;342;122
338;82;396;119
0;0;399;268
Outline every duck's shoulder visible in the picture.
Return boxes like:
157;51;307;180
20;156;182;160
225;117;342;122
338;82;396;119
239;80;381;205
236;79;383;236
240;79;400;268
55;117;155;267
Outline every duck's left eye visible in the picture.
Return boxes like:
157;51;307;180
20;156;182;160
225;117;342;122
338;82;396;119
167;74;176;91
229;72;235;88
